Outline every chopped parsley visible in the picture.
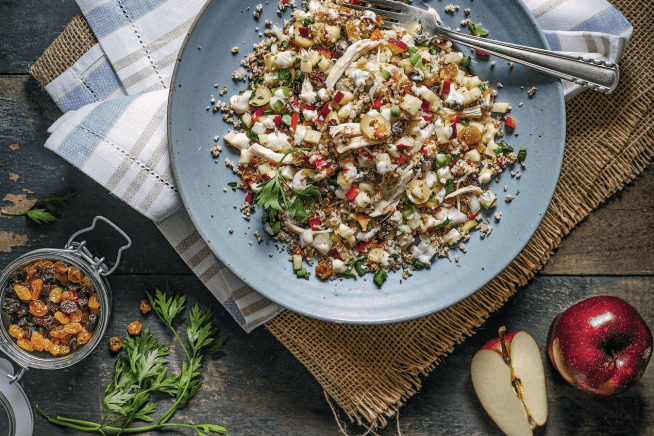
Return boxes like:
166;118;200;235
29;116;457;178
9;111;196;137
373;267;388;285
468;22;489;37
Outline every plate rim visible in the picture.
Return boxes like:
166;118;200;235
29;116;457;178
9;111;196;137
168;0;566;324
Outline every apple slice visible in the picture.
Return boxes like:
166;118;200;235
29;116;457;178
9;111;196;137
471;327;548;436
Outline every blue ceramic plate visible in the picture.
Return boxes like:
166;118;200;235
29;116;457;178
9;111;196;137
169;0;565;324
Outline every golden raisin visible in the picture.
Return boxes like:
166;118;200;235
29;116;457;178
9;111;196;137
30;279;43;300
31;332;45;352
127;321;142;335
70;309;83;323
49;325;68;338
63;323;83;335
439;63;459;81
315;260;333;280
49;287;63;303
88;295;100;309
52;344;70;355
8;324;24;339
14;284;31;301
80;310;89;323
56;272;69;286
110;337;124;352
43;339;54;353
90;307;100;316
25;264;37;280
54;311;70;325
53;260;68;273
77;329;92;345
68;266;83;284
29;300;49;317
61;290;76;301
458;126;482;145
140;299;152;314
17;338;34;352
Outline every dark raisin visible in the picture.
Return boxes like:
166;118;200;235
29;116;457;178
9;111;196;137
294;80;302;96
378;220;393;240
33;314;59;330
318;180;336;197
59;300;79;315
66;283;80;292
2;297;21;314
392;121;406;137
15;270;27;282
365;171;381;183
68;336;78;350
77;298;89;311
40;266;55;283
332;45;346;60
16;317;28;329
308;70;326;84
16;303;29;318
41;283;51;296
86;314;98;332
326;119;338;129
407;69;424;83
45;301;58;314
23;324;35;341
78;285;93;298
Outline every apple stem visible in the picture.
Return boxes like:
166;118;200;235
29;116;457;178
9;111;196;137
498;326;511;364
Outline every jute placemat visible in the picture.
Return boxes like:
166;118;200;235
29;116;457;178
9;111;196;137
31;0;653;428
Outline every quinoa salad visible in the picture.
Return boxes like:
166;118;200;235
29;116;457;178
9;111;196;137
217;0;526;285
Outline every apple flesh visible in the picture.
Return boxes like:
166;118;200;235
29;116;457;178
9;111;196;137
471;327;548;436
547;296;653;396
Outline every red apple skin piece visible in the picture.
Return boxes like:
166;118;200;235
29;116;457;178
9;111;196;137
547;296;653;396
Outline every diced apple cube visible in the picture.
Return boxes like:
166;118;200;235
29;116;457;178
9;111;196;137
399;94;422;117
303;129;322;144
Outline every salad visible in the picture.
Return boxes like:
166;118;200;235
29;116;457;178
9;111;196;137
222;0;524;284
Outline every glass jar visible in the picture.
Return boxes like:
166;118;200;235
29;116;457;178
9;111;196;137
0;216;131;382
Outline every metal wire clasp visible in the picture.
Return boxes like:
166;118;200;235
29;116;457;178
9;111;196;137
64;216;132;276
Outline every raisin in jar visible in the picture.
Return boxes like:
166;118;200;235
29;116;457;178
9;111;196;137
0;217;130;381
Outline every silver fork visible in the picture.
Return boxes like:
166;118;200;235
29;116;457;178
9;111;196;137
342;0;619;94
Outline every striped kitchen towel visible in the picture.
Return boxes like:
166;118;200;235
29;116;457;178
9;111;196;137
41;0;632;332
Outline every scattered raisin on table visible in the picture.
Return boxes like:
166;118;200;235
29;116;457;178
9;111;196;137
140;299;152;314
2;259;101;357
109;337;124;352
127;321;142;335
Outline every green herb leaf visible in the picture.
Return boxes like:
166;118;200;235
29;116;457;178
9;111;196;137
494;140;514;155
468;22;489;36
373;267;388;285
279;40;290;49
354;261;367;276
517;146;527;163
227;182;238;191
412;259;426;270
433;218;451;230
445;182;455;193
460;56;471;67
25;209;57;225
147;289;186;329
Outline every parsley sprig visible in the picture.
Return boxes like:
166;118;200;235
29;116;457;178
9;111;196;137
1;193;73;225
37;289;228;436
254;147;322;232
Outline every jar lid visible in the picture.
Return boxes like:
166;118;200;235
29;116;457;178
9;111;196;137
0;358;33;436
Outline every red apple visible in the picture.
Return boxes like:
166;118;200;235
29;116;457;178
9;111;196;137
547;296;653;396
471;327;548;436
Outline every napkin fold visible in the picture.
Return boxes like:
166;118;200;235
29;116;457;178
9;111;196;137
42;0;632;332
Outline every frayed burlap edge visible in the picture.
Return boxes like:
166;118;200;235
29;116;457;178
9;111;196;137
29;13;97;86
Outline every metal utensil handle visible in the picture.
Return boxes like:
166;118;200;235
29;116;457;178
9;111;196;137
65;216;132;277
428;24;619;94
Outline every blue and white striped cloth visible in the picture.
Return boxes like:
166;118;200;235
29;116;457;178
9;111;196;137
43;0;632;332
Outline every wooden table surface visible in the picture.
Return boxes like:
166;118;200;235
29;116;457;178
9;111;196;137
1;1;653;435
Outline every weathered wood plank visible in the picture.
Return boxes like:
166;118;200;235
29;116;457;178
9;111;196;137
21;275;654;435
0;0;82;74
542;164;654;276
0;76;191;276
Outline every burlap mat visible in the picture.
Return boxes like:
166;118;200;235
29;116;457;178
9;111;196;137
31;0;654;428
